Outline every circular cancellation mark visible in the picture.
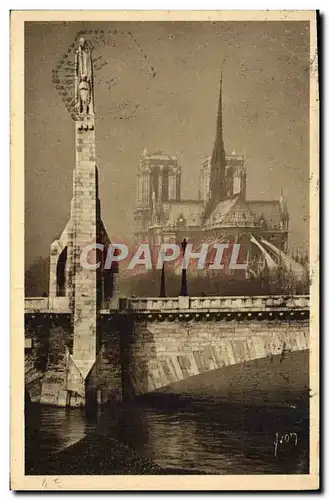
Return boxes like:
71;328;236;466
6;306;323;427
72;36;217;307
52;28;156;121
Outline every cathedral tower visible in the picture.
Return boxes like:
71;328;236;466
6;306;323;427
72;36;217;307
134;150;181;242
199;152;247;204
225;153;246;199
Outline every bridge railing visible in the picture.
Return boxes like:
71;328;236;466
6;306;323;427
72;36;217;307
123;295;309;312
25;295;310;314
24;297;49;312
25;296;70;313
119;297;180;311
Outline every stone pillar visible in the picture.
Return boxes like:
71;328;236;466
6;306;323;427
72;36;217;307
205;165;210;204
176;169;181;201
198;169;204;201
144;165;150;206
233;168;241;195
136;173;141;205
141;165;151;206
39;39;124;408
67;116;99;385
240;170;247;200
139;167;144;205
168;170;176;201
157;165;164;213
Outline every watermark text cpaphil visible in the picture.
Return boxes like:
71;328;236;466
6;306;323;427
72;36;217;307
79;242;247;271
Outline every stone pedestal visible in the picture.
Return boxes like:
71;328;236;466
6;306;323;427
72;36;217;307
66;118;99;401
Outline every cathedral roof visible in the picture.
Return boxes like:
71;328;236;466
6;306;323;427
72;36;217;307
162;200;204;227
205;194;257;229
248;200;282;229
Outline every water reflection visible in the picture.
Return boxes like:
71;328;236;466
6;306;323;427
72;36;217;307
25;405;97;469
26;396;309;474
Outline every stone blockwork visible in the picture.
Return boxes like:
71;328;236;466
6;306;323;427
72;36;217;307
87;316;123;405
25;314;72;405
24;40;310;409
42;115;103;405
68;119;99;381
121;316;309;398
125;295;309;313
25;295;310;406
24;313;122;406
41;39;115;406
43;113;114;404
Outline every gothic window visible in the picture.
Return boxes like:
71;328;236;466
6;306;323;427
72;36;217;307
162;168;169;202
176;175;181;201
151;169;159;200
177;214;186;229
56;246;67;297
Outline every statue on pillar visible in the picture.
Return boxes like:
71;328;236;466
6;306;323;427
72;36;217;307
75;37;94;117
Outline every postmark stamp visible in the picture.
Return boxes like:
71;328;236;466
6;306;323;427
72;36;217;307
53;28;156;121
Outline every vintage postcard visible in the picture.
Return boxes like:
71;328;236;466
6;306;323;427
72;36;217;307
11;10;319;490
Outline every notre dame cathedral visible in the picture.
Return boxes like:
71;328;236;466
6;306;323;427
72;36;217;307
132;73;302;283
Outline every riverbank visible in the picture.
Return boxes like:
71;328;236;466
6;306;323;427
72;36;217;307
26;432;205;475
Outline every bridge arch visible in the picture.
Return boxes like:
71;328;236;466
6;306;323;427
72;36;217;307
122;312;309;397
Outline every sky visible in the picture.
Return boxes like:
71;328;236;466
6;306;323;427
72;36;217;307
25;21;310;269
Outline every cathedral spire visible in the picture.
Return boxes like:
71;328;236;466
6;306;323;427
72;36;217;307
207;64;227;216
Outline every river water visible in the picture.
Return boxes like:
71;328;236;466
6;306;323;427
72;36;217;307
25;350;310;474
26;391;309;474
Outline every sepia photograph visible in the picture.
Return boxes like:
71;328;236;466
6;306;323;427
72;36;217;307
11;10;319;490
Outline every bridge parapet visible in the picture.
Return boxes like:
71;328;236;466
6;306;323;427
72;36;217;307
25;296;70;313
123;295;309;313
118;295;310;397
25;295;310;319
120;297;180;311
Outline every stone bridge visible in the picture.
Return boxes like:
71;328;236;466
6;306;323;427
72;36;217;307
25;295;309;406
24;37;310;408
